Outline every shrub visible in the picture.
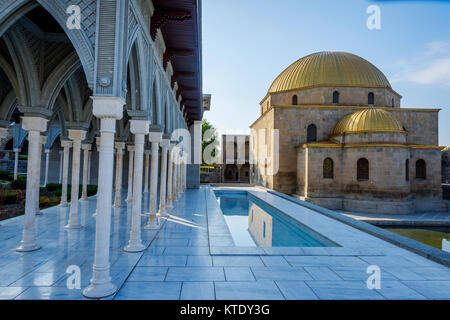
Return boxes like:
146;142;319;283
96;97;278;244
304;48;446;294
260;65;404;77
45;183;62;192
19;155;27;160
10;178;26;190
0;170;14;181
0;193;17;205
87;185;98;196
53;190;62;197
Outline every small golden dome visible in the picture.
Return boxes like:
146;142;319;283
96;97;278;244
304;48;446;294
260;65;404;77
268;51;391;94
331;108;405;136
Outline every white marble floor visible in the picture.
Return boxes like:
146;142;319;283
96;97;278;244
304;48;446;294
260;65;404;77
0;186;450;300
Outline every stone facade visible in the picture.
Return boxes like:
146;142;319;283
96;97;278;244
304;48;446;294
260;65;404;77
221;134;250;183
250;53;447;214
443;150;450;184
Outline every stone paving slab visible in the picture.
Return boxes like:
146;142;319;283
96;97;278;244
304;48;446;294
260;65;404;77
1;187;450;300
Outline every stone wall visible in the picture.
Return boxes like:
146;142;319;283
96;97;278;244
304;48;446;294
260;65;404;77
268;86;401;108
442;151;450;183
296;144;445;213
250;109;275;189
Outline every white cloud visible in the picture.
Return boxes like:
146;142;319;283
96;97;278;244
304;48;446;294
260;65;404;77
390;41;450;87
409;57;450;87
423;41;450;55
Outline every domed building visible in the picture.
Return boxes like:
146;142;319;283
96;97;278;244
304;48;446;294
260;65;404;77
250;51;447;214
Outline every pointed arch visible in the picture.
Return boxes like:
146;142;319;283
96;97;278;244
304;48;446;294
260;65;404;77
0;1;94;88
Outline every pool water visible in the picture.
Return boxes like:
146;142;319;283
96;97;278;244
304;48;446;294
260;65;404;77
214;191;334;247
384;226;450;251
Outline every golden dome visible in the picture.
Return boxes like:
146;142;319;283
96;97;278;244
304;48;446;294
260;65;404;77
268;51;391;94
331;108;405;136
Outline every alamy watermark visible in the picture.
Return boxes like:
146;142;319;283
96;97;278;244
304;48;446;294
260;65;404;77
66;265;81;289
66;5;81;30
366;265;381;290
367;5;381;30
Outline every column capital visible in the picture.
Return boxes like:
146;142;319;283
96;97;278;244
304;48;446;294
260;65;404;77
161;139;170;149
148;131;162;143
14;148;20;153
127;145;135;152
130;119;149;135
144;150;151;156
114;141;126;151
95;136;101;148
91;96;124;120
68;129;87;142
82;143;92;151
21;116;48;132
44;148;50;153
61;140;73;148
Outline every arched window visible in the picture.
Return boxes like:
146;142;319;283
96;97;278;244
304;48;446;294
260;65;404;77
357;158;369;181
307;124;317;143
323;158;334;179
368;92;374;105
405;159;409;181
333;91;339;104
292;95;298;105
416;159;426;180
391;98;395;107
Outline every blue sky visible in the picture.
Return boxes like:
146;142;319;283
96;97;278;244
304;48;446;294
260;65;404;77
202;0;450;147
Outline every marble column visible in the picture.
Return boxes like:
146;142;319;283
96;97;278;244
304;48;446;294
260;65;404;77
93;136;101;216
43;149;50;187
13;148;20;180
113;142;125;207
125;145;134;202
58;150;63;184
166;144;174;208
59;140;72;207
36;136;47;216
81;143;92;200
144;131;162;230
143;150;150;193
124;120;148;252
65;129;87;229
87;150;92;184
172;153;178;201
158;139;169;216
83;96;123;299
16;116;48;252
177;156;181;197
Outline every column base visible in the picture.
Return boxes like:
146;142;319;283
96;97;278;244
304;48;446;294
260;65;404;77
158;209;170;217
16;242;41;252
112;203;122;208
65;223;83;229
59;202;68;207
93;210;97;217
123;242;146;252
125;198;132;202
143;214;160;230
36;211;43;216
83;282;117;299
80;197;88;201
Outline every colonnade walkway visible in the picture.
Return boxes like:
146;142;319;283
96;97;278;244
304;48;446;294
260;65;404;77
1;187;450;300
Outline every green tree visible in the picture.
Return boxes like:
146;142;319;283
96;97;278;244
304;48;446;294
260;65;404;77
202;119;218;164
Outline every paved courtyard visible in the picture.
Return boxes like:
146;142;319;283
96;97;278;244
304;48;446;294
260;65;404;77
1;186;450;300
341;210;450;226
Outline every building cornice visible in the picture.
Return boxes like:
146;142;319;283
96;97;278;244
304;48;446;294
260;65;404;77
297;143;445;150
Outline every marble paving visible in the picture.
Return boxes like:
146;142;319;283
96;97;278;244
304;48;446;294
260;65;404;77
0;186;450;300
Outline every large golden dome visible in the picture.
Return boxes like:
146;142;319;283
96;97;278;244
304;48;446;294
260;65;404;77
268;51;391;94
331;108;405;136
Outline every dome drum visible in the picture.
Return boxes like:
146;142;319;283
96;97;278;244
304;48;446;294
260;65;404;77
329;108;407;144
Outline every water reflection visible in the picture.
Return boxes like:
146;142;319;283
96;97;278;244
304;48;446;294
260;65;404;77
216;192;330;247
